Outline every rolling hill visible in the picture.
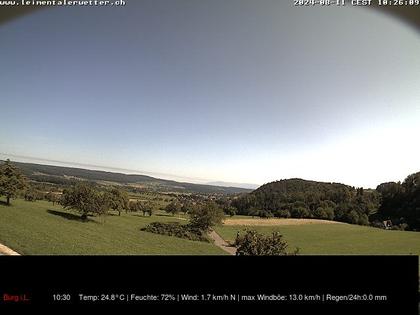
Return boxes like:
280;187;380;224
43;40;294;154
2;160;252;195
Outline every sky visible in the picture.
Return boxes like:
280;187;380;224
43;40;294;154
0;1;419;189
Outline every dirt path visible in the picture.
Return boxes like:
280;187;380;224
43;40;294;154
0;243;20;256
208;229;236;255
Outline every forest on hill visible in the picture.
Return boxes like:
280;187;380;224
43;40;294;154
231;173;420;231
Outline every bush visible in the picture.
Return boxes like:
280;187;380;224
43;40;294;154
141;222;208;242
235;230;298;256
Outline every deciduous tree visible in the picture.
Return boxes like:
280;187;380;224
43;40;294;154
61;182;108;220
0;159;27;205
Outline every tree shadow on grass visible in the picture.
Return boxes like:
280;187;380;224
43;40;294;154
0;200;9;206
47;209;97;223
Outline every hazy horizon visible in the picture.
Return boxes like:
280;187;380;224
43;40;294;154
1;152;417;190
0;152;259;189
1;1;419;189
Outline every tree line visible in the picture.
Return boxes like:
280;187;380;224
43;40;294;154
227;175;419;231
374;172;420;230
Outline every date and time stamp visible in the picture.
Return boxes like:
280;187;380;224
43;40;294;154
294;0;420;6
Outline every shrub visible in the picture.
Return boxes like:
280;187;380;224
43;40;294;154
235;230;298;256
141;222;208;242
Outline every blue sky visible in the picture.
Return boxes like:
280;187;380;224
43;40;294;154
1;1;419;188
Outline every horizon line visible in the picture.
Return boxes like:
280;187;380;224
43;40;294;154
0;153;260;188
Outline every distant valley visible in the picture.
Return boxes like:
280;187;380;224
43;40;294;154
5;161;252;195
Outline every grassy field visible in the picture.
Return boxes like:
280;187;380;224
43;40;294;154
215;223;420;255
1;198;420;257
0;198;225;255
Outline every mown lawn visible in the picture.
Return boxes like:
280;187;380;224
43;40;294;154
215;223;420;255
0;198;225;255
2;198;419;257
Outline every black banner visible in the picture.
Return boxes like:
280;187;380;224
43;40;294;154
0;255;418;313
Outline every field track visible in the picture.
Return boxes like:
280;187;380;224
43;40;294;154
208;229;236;255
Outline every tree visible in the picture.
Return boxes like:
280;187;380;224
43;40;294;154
46;191;59;206
129;200;141;212
224;206;237;217
375;172;420;230
189;201;224;231
231;178;381;226
105;188;129;216
235;230;298;256
60;182;108;220
165;201;181;216
344;210;360;224
181;200;195;214
291;206;310;218
313;207;334;220
24;187;38;202
257;209;273;218
142;202;153;216
276;209;291;218
0;159;27;205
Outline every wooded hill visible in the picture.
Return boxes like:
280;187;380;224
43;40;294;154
0;161;251;195
232;178;379;225
231;174;420;231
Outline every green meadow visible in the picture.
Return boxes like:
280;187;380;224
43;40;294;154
0;199;224;255
215;223;420;255
1;198;419;258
